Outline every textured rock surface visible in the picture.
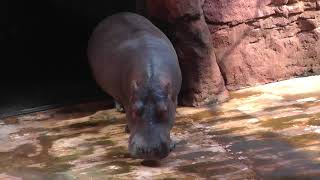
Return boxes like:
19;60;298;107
204;0;320;90
145;0;229;106
143;0;320;102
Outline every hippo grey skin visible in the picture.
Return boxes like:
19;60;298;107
87;12;182;160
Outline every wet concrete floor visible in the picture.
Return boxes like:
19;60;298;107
1;75;320;179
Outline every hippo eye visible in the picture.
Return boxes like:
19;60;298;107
157;102;168;119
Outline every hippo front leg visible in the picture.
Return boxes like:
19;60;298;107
170;140;176;152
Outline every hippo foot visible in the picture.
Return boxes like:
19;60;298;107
170;141;176;152
125;124;130;134
115;101;125;113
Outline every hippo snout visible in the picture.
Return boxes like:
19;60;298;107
129;133;173;160
130;142;170;160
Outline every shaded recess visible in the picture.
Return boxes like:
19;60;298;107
0;0;136;117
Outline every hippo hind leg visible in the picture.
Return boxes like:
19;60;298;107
114;100;125;113
125;124;130;134
114;101;129;133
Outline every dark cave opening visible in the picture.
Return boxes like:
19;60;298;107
0;0;137;117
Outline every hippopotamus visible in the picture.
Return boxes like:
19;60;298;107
87;12;182;160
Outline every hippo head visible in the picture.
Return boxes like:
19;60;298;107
126;80;177;160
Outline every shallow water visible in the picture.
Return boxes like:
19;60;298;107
1;76;320;179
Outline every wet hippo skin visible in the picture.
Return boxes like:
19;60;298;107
88;12;182;160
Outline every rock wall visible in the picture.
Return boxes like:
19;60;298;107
145;0;229;106
204;0;320;90
144;0;320;106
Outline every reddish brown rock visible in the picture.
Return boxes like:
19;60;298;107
273;0;289;6
205;1;320;90
145;0;229;106
143;0;320;103
203;0;274;23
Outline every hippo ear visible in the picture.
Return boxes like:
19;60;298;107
132;81;139;92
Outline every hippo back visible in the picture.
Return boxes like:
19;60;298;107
87;12;181;105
